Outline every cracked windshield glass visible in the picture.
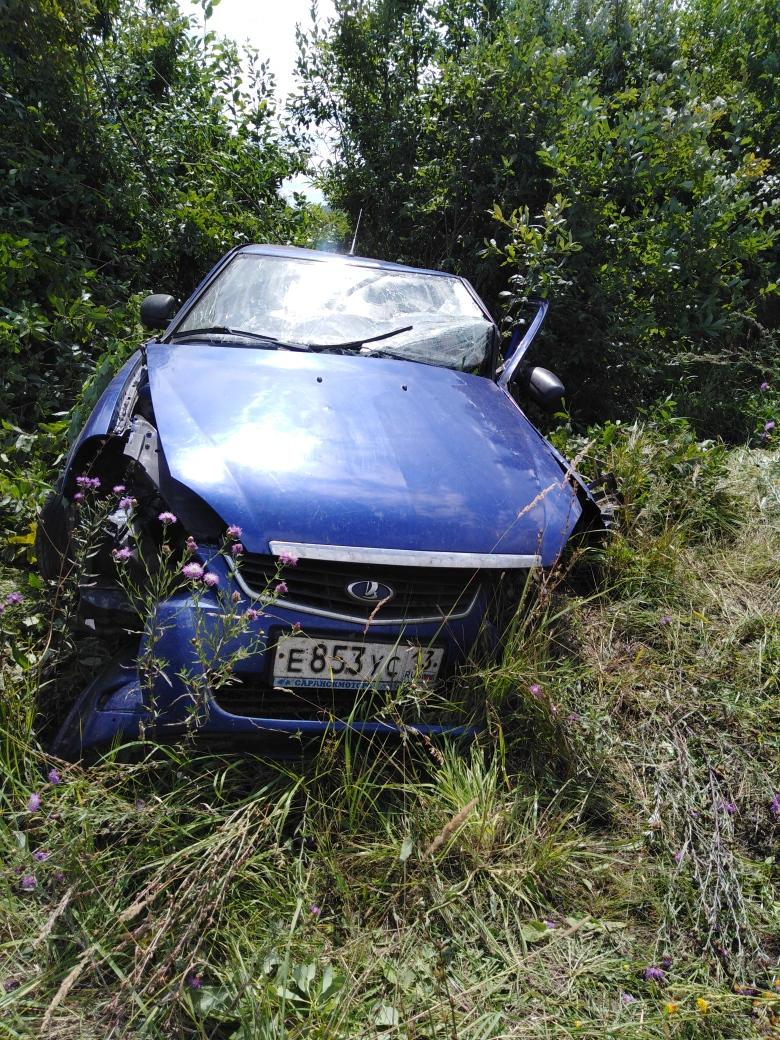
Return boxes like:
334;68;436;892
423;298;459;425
175;254;493;370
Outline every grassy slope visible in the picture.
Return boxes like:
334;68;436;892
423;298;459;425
0;441;778;1039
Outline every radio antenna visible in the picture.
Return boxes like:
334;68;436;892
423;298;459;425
349;208;363;256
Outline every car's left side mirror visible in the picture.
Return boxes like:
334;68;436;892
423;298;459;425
525;366;565;411
140;294;178;330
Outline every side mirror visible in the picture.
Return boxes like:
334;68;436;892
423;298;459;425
140;294;177;331
525;366;565;411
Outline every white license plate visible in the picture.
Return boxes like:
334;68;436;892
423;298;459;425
273;636;444;690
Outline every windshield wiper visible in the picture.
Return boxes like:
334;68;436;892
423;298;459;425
168;326;309;350
305;325;413;352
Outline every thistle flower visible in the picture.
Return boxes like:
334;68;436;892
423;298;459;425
660;955;673;970
674;849;684;863
643;966;665;982
226;524;242;539
32;849;50;862
158;511;177;524
203;572;219;588
3;978;20;992
659;615;672;625
771;792;780;818
182;562;205;581
722;800;737;815
529;683;541;697
310;904;322;916
20;874;36;891
118;496;136;511
27;792;41;812
230;541;244;556
185;535;198;554
620;992;637;1005
245;608;261;621
543;918;556;929
73;492;84;504
6;591;23;605
231;590;241;604
112;546;134;563
47;768;61;785
278;550;299;567
54;870;66;883
765;420;776;433
760;381;770;392
275;581;288;596
112;484;126;494
76;474;101;490
186;973;203;990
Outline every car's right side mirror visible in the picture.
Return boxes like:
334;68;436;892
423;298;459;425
524;366;565;411
140;294;178;331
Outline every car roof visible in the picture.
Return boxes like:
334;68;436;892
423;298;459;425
238;243;455;278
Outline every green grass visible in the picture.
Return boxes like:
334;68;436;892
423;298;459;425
0;438;778;1038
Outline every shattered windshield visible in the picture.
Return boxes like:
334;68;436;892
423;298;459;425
173;254;493;371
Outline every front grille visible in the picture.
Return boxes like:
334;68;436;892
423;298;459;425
212;677;378;721
234;554;485;622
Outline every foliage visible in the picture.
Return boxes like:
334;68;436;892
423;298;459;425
294;0;780;436
1;436;779;1036
0;0;342;428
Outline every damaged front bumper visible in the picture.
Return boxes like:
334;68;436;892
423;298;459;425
52;552;485;759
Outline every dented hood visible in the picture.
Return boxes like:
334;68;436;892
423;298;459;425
146;343;581;564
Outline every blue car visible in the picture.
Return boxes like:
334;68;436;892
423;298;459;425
38;245;603;758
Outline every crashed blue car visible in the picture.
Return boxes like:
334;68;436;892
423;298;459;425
38;245;603;758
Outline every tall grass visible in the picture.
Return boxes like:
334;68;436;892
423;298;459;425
1;425;778;1037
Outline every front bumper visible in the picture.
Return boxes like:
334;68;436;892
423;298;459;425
53;553;486;759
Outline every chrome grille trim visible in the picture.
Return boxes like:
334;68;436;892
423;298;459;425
268;541;542;569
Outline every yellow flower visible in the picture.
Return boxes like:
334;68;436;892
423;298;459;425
696;997;709;1013
665;1002;679;1015
574;1021;583;1029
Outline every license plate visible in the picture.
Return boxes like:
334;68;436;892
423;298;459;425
273;636;444;690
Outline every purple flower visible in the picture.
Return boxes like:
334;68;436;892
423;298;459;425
567;711;581;723
32;849;50;862
203;572;219;588
113;484;126;494
760;381;770;392
643;966;665;982
674;850;684;863
770;792;780;818
27;793;41;812
660;955;673;970
245;608;261;621
275;581;288;597
543;918;556;929
73;492;84;504
310;904;322;916
20;874;37;891
5;592;23;605
54;870;66;883
278;551;299;567
765;420;776;433
230;542;244;556
186;973;203;990
158;511;177;524
185;536;198;554
47;768;61;785
76;474;101;491
226;524;242;539
182;562;205;581
3;978;20;993
620;991;637;1005
112;547;134;563
119;496;136;511
659;615;672;626
231;591;241;604
529;683;542;698
135;799;146;811
722;801;737;815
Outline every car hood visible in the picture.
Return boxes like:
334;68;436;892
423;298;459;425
146;343;581;564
